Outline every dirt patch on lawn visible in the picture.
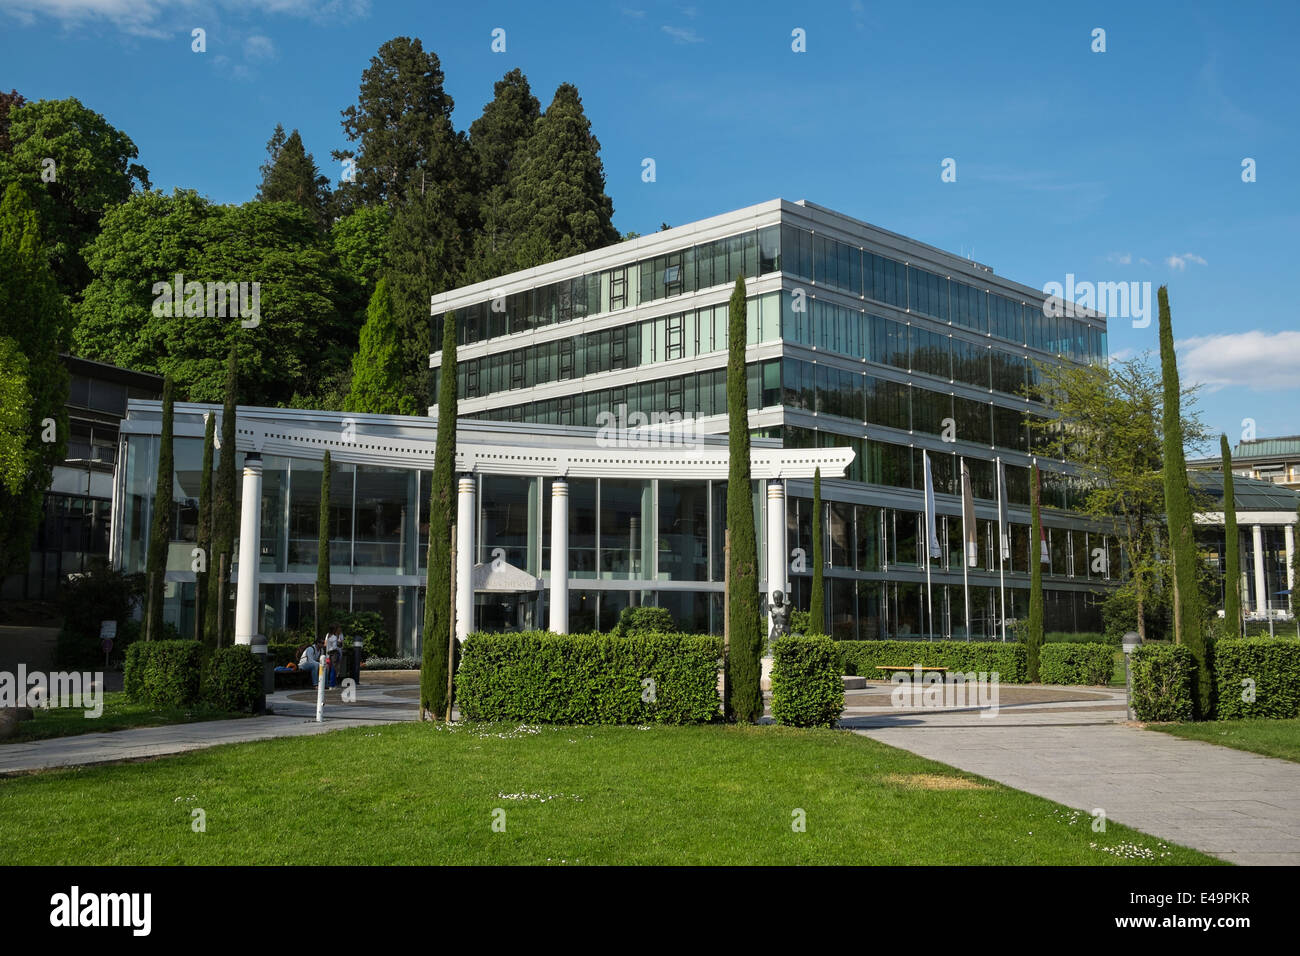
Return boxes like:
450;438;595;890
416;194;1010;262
883;773;990;791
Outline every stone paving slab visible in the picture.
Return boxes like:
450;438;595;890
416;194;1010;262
855;712;1300;866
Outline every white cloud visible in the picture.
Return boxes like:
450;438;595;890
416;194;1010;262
662;24;702;43
244;33;275;59
1166;252;1208;271
1105;252;1132;265
0;0;367;35
1178;330;1300;392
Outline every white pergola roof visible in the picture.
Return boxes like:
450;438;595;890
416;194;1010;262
233;417;852;480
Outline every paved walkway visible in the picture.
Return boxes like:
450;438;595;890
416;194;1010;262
0;678;421;776
847;683;1300;866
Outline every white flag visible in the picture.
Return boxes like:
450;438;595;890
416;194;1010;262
961;459;978;567
923;450;942;560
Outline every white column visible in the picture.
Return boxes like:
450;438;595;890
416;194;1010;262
234;454;263;646
550;480;569;634
1252;524;1267;614
1285;523;1295;606
766;480;787;632
455;477;475;642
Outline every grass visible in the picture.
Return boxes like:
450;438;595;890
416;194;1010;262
1147;718;1300;764
4;691;243;744
0;722;1220;865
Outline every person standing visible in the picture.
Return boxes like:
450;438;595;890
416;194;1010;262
324;624;342;689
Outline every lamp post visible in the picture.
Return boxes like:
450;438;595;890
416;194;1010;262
1121;630;1142;721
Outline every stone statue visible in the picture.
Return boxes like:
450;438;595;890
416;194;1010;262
768;589;790;648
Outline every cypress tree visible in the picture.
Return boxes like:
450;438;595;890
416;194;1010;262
316;450;332;636
421;311;458;719
345;278;414;415
809;467;825;635
1157;286;1211;716
1221;435;1242;637
209;348;238;648
724;276;762;722
194;412;214;643
1027;463;1044;681
145;375;174;640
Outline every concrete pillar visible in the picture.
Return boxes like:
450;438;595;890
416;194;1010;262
550;480;569;634
234;454;263;646
766;480;787;633
455;477;475;642
1252;524;1267;614
1285;523;1295;608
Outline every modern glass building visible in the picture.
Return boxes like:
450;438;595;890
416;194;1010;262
114;199;1120;651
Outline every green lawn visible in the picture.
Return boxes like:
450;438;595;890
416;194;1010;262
4;691;243;744
0;722;1219;865
1148;718;1300;764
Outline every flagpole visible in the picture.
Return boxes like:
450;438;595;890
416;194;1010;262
960;458;971;641
997;456;1008;643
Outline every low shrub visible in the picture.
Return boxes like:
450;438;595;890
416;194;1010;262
267;642;305;667
363;656;420;670
770;635;843;728
456;631;722;724
836;640;1027;683
1039;643;1116;685
205;646;263;712
1213;637;1300;719
612;606;675;637
1044;631;1115;646
124;639;203;707
1129;644;1194;722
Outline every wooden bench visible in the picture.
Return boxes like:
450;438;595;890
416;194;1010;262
874;665;947;681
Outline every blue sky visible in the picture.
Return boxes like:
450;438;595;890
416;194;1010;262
3;0;1297;452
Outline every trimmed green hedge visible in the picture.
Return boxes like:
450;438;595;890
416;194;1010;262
456;631;722;724
1045;631;1115;646
1214;637;1300;719
1130;644;1194;722
206;646;263;712
1040;643;1117;685
836;640;1027;683
771;636;843;728
124;639;203;707
612;606;675;637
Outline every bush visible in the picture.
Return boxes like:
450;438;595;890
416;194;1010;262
1039;643;1116;685
328;611;392;658
1045;631;1114;645
124;639;203;707
456;631;722;724
267;642;306;667
836;640;1028;683
1213;637;1300;719
789;609;811;635
363;656;420;670
54;559;145;669
612;605;675;637
205;646;263;712
770;635;843;728
1129;644;1195;722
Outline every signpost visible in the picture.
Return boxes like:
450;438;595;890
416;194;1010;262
99;620;116;669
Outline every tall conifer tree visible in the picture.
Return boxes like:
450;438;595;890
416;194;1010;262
345;278;414;415
421;311;458;719
1158;286;1211;716
1221;435;1242;637
145;376;174;640
257;124;332;227
725;277;761;722
194;412;214;643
